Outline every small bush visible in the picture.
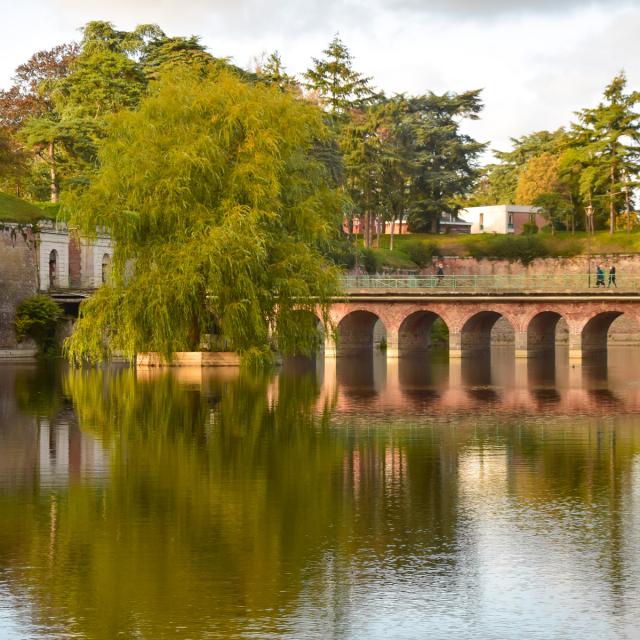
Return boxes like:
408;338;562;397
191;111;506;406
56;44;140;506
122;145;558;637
522;221;539;235
360;248;383;274
15;295;62;355
403;239;439;267
467;235;549;266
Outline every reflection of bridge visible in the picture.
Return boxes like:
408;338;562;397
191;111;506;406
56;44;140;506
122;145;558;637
327;277;640;361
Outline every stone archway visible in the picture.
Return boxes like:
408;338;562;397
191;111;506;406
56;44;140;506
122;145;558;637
101;253;111;284
335;310;386;356
397;311;449;354
527;311;566;354
460;310;515;354
582;311;625;354
48;249;58;289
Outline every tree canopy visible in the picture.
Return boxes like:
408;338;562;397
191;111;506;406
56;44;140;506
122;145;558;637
64;70;343;366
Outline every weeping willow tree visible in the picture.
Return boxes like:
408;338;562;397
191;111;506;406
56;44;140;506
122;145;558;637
64;69;344;366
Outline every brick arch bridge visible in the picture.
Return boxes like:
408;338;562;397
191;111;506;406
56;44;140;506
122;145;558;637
321;294;640;361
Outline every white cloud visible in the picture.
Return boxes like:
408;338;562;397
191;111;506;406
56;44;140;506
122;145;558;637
1;0;639;161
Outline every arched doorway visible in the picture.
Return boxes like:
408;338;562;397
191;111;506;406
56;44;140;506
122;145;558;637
101;253;111;284
48;250;58;289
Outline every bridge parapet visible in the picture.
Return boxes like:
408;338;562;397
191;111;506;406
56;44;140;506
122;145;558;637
343;274;640;294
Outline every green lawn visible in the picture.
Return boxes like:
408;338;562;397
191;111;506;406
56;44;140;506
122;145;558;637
0;191;58;224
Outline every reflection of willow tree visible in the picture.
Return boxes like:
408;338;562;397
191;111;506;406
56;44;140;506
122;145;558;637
13;362;64;419
0;367;467;638
4;370;640;637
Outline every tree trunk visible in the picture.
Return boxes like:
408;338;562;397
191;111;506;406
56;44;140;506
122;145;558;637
625;178;631;234
389;216;396;252
609;164;615;234
48;142;59;204
363;209;370;249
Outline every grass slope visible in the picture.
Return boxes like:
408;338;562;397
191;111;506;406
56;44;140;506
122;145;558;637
365;231;640;271
0;192;57;224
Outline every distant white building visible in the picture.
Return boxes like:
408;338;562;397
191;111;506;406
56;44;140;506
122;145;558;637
458;205;546;235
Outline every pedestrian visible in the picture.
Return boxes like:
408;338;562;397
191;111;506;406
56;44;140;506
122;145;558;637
436;262;444;286
595;264;605;287
608;263;617;288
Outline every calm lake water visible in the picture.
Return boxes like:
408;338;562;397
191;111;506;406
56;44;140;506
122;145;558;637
1;348;640;640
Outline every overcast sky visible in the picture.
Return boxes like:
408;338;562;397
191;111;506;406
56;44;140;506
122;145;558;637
2;0;639;161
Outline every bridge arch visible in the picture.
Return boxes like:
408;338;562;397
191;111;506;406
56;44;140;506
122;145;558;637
581;311;626;354
460;310;516;353
335;309;386;356
526;311;567;354
398;311;449;354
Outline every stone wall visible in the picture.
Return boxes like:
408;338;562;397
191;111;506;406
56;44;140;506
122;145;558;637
0;225;37;350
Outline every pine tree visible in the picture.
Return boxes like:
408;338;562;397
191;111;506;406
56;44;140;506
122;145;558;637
571;72;640;233
304;35;377;121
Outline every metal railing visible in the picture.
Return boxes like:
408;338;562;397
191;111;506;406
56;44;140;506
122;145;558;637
342;274;638;292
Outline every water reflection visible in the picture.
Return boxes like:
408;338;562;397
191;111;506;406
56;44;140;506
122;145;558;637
0;350;639;639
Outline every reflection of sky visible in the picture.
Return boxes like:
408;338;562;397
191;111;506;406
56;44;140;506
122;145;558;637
0;586;33;640
278;445;640;639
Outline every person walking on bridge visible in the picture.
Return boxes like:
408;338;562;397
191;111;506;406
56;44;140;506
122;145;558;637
608;264;617;288
595;264;605;287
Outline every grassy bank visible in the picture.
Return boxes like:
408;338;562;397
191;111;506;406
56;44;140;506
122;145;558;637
0;192;58;224
361;231;640;271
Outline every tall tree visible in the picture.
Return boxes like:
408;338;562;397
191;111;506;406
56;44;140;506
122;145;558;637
571;72;640;233
0;43;78;199
64;70;343;366
258;52;299;93
404;91;486;232
304;35;378;122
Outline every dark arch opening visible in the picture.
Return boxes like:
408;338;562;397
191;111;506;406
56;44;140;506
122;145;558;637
527;311;565;354
398;311;449;354
582;312;624;354
48;249;58;289
336;311;386;356
461;311;514;354
101;253;111;284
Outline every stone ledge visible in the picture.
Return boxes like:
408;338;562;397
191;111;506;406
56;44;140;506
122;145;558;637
136;352;241;367
0;348;37;361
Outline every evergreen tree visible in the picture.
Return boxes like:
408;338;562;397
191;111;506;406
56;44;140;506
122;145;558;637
404;91;486;232
571;72;640;233
304;35;378;121
258;52;299;93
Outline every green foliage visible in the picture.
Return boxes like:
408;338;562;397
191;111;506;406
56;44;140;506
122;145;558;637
15;295;62;354
64;70;343;366
522;221;539;235
571;72;640;233
470;129;566;206
360;247;382;274
304;34;378;120
402;239;439;267
466;234;549;265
